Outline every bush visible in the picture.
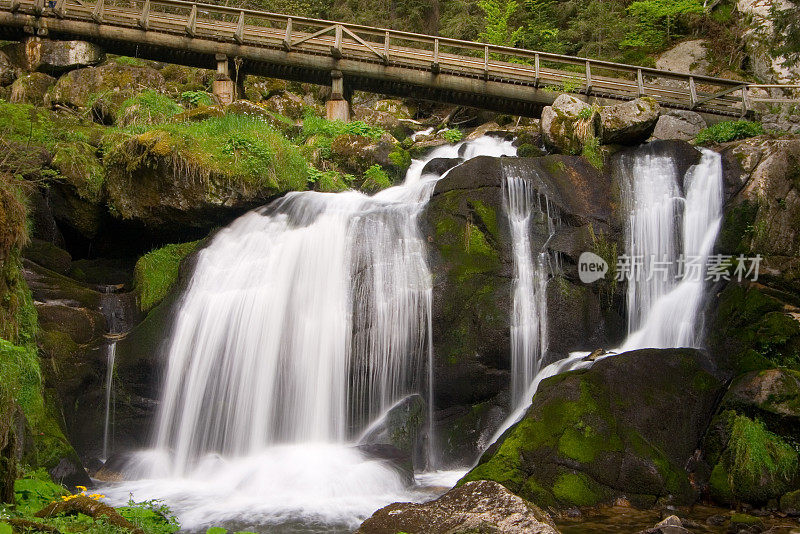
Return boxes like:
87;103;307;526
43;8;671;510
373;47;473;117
362;164;393;191
695;120;765;145
118;498;180;534
134;240;202;312
441;128;463;143
180;90;214;108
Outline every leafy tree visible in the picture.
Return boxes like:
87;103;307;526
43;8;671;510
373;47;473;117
520;0;564;53
562;0;628;59
478;0;525;47
623;0;704;51
771;4;800;68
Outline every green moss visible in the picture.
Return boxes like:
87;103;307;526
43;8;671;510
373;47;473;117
108;114;310;193
118;90;182;127
362;164;393;192
133;240;202;312
51;141;105;202
552;472;601;507
718;200;758;255
469;200;499;238
711;414;799;504
581;135;604;170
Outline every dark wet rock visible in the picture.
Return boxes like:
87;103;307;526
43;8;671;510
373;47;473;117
357;480;559;534
358;394;426;472
780;489;800;515
0;50;16;86
461;348;724;510
23;238;71;275
435;394;509;467
425;155;620;414
421;157;462;176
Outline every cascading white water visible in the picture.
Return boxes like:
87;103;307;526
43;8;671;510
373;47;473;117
102;341;116;460
620;148;723;350
502;171;553;408
488;147;724;445
102;136;516;531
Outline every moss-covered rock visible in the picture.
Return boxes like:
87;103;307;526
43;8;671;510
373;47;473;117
460;348;724;511
9;73;56;106
540;94;599;154
330;133;398;176
48;63;165;123
103;114;309;230
133;240;201;313
708;282;800;373
702;367;800;507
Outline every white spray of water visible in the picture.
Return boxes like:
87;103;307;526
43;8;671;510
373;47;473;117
620;148;723;350
488;147;724;444
101;136;516;531
502;169;553;408
102;341;116;461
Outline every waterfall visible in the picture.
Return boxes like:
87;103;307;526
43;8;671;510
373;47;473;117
103;136;516;530
502;171;553;408
620;148;723;350
102;342;116;460
488;146;723;446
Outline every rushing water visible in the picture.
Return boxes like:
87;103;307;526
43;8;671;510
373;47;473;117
620;148;723;350
490;146;724;443
502;168;554;408
101;136;516;531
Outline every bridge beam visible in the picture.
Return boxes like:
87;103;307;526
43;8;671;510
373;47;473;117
326;69;349;122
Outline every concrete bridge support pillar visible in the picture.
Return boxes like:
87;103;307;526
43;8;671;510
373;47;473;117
326;70;350;122
212;53;235;105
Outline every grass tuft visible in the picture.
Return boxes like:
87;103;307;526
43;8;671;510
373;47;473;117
134;240;202;312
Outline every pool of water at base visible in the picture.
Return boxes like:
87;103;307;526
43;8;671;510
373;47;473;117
557;503;800;534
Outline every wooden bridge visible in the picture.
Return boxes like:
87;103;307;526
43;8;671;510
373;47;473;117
0;0;797;119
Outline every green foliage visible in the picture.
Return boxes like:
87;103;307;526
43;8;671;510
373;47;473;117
134;240;202;313
301;114;384;142
13;473;68;515
388;147;412;170
118;90;182;127
113;114;310;191
362;164;392;191
441;128;463;143
478;0;524;47
770;3;800;68
118;498;180;534
113;56;149;67
206;528;227;534
728;415;798;485
307;167;353;192
581;135;603;169
520;0;563;53
623;0;703;51
562;0;628;60
695;120;765;145
180;90;215;108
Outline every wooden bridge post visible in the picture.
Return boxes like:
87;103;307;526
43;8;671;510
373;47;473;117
326;69;350;122
212;53;235;105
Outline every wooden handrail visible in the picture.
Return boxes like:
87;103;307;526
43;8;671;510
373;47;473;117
2;0;798;116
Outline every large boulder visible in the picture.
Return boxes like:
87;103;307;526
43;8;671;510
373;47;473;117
703;368;800;506
48;63;164;122
2;39;104;74
540;94;598;154
599;97;660;145
461;348;724;510
356;480;559;534
10;72;56;106
330;132;398;175
650;110;706;142
263;91;306;119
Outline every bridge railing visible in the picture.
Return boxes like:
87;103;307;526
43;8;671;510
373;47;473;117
4;0;799;115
